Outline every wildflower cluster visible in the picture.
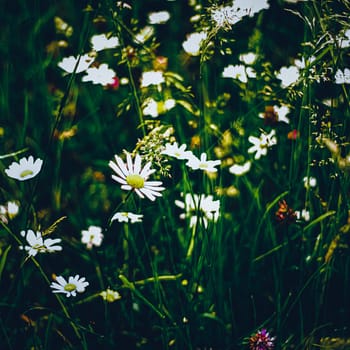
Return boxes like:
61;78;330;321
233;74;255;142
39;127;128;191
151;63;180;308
1;0;350;348
249;329;275;350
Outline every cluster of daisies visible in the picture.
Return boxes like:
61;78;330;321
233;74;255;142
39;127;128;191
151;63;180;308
182;1;269;56
2;156;122;300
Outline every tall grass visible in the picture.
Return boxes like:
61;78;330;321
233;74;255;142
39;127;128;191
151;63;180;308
0;0;349;349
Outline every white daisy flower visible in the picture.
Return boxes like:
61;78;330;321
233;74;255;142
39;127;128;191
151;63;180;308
90;34;120;52
50;275;89;297
186;153;221;172
229;161;251;176
234;0;270;17
182;31;207;56
339;29;350;48
5;156;43;181
81;225;104;249
222;64;256;83
239;52;257;65
109;153;165;201
175;193;220;228
273;105;290;124
142;98;158;117
111;212;143;223
161;142;193;160
259;105;290;124
142;98;175;117
148;11;170;24
140;71;165;87
276;66;300;87
100;288;121;302
335;68;350;84
210;5;244;30
19;230;62;257
58;54;94;74
82;64;116;86
248;129;277;160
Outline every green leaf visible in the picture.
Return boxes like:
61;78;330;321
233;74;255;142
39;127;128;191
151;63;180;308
303;210;336;232
0;246;11;282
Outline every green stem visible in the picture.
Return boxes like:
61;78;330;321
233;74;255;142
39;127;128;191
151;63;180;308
110;10;146;136
186;224;197;260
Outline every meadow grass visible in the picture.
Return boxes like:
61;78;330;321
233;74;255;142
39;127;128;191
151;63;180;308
0;0;350;349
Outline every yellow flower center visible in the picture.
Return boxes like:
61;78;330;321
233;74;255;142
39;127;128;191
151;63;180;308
20;169;33;178
64;283;77;292
126;174;145;189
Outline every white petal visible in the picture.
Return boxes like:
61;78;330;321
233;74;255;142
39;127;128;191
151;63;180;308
111;175;128;184
109;161;127;180
115;155;130;177
126;153;134;173
134;154;142;174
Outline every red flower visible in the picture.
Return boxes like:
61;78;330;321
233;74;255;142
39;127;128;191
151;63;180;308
287;129;300;140
249;329;275;350
275;200;297;224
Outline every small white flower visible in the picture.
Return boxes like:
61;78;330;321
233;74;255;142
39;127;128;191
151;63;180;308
277;66;300;87
7;201;19;219
210;5;243;30
210;1;269;30
116;1;132;9
50;275;89;297
303;176;317;188
248;130;277;160
175;193;220;228
186;153;221;173
111;212;143;223
5;156;43;181
142;98;158;117
233;0;270;17
100;288;121;302
58;54;94;74
142;98;175;117
259;105;290;124
82;64;116;86
0;201;19;223
222;64;256;83
140;71;165;87
339;29;350;48
229;161;251;176
0;206;7;224
182;31;207;56
164;99;176;110
273;105;290;124
135;26;155;43
148;11;170;24
161;142;193;160
239;52;257;65
81;225;104;249
295;209;310;221
19;230;62;257
90;34;120;51
109;153;165;201
335;68;350;84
